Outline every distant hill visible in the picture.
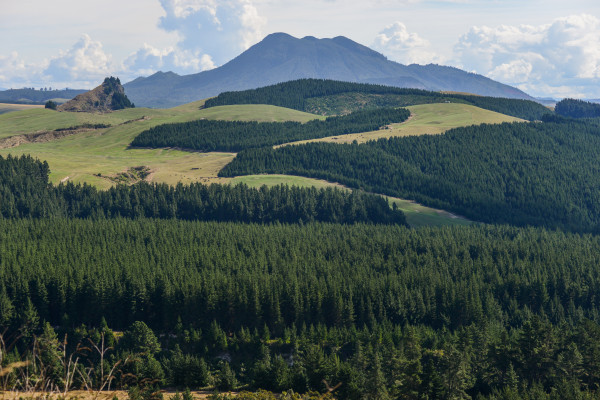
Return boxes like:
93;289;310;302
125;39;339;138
0;88;86;104
124;33;535;108
59;77;134;113
205;79;550;121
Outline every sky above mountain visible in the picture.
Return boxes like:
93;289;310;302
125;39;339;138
1;0;598;99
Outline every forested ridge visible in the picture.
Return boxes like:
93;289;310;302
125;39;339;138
4;221;600;398
204;79;550;121
130;107;410;152
555;98;600;119
221;117;600;233
0;154;405;225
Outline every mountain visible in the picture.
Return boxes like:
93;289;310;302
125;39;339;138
124;33;534;108
0;88;86;104
59;77;134;112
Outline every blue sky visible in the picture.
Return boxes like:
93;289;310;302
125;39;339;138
1;0;599;98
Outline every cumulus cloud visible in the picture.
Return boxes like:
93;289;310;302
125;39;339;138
0;52;30;85
124;44;216;77
44;34;114;85
157;0;266;65
122;0;266;79
372;22;443;65
454;14;600;97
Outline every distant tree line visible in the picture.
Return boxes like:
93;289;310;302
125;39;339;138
130;107;409;152
555;98;600;118
221;118;600;232
204;78;551;121
0;154;405;225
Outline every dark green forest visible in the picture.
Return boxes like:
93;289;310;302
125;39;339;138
204;79;550;121
130;107;409;152
4;220;600;398
221;117;600;233
0;155;405;225
555;98;600;119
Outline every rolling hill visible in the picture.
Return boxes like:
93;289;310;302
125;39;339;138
0;97;517;226
124;33;534;108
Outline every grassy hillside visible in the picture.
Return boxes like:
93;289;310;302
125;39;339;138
0;103;319;189
0;102;44;115
281;103;523;145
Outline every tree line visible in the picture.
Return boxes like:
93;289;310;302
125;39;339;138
221;117;600;233
0;154;406;225
130;107;410;152
204;78;551;121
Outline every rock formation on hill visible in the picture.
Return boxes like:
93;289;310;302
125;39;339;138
59;77;134;112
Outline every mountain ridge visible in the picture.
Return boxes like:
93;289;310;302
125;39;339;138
124;33;534;108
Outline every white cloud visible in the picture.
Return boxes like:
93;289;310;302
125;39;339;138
157;0;267;66
122;0;266;79
0;52;28;85
124;44;216;78
454;14;600;97
371;22;443;65
44;34;114;85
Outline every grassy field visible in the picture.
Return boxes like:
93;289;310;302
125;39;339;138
228;174;472;227
0;103;44;115
281;102;524;145
0;103;319;189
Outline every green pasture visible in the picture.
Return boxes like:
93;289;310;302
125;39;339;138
282;102;524;145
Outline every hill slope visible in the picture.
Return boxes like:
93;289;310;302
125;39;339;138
124;33;534;108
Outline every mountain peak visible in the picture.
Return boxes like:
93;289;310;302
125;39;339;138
124;32;534;108
263;32;296;41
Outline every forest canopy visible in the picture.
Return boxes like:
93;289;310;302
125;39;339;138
554;98;600;118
